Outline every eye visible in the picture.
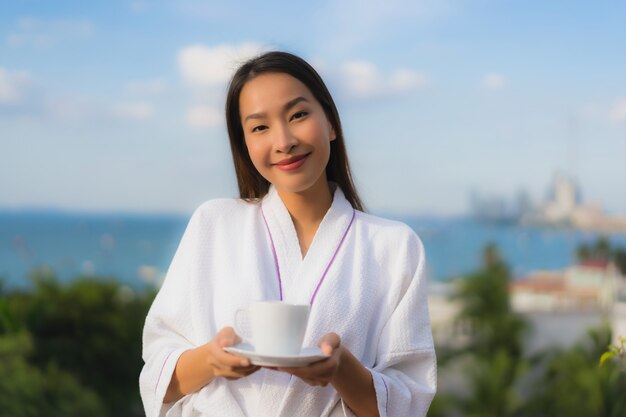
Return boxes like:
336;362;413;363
290;111;308;121
251;125;268;133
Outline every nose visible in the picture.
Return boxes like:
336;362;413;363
273;122;298;153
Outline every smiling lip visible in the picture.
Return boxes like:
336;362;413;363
274;153;310;171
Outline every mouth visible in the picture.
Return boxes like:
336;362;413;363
273;153;311;171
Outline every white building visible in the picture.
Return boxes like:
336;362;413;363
429;262;626;351
510;260;621;312
522;173;626;231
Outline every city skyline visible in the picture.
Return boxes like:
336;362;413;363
1;1;625;216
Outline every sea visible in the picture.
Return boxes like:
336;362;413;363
1;210;626;290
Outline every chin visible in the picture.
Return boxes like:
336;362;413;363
273;175;328;195
274;183;316;194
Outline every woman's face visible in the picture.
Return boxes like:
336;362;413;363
239;72;336;195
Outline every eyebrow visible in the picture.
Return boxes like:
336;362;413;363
243;96;309;123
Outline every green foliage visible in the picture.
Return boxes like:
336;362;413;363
452;243;527;359
600;336;626;368
576;236;626;275
426;392;457;417
521;325;626;417
429;243;529;417
0;331;106;417
1;270;157;417
459;350;526;417
614;249;626;276
428;242;626;417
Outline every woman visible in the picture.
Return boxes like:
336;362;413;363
140;51;436;417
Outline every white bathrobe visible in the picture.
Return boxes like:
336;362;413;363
139;185;436;417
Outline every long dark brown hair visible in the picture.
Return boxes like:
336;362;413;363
225;51;364;212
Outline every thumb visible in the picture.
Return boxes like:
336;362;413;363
217;327;241;347
319;332;340;356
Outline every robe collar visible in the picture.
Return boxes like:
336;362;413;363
260;183;355;305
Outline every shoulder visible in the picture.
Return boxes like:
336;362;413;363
187;198;259;228
194;197;255;215
353;212;426;296
355;211;422;248
353;211;425;267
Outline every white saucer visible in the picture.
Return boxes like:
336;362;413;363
224;342;327;367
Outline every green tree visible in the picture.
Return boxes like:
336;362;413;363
429;243;528;417
613;248;626;276
521;325;626;417
575;237;626;273
458;350;525;417
453;243;527;359
0;331;106;417
4;269;156;416
576;244;591;262
593;237;612;262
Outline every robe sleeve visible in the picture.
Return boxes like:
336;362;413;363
368;231;437;417
139;207;205;417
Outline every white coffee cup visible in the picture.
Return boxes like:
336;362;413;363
236;301;310;356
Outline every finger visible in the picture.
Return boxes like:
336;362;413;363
318;333;340;355
278;361;332;378
233;365;260;373
216;364;259;379
301;377;330;387
211;344;251;367
217;327;242;347
321;343;333;356
229;365;260;378
226;354;251;367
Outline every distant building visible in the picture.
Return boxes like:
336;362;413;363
510;260;626;348
468;188;531;224
430;262;626;352
521;173;626;231
510;260;623;312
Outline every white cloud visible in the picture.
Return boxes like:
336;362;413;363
482;72;506;90
341;61;380;97
609;98;626;122
178;43;266;87
580;99;626;124
6;17;94;48
186;105;222;128
112;102;154;120
130;0;151;12
43;95;95;123
389;68;430;91
0;68;32;105
315;0;452;54
339;61;429;98
125;78;167;95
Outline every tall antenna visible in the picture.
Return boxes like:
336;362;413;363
567;113;580;202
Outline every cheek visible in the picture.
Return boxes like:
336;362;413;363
295;120;327;142
244;139;259;159
245;140;268;169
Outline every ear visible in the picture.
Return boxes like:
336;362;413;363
329;122;337;142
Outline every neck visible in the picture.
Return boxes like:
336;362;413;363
276;179;333;257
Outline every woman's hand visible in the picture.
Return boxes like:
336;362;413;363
164;327;259;403
275;332;342;387
208;327;260;380
272;333;380;416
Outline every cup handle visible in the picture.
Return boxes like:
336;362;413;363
234;308;251;344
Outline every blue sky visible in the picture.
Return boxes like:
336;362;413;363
1;0;625;216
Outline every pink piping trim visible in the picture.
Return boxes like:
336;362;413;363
381;376;389;413
309;209;355;305
260;205;283;300
155;349;176;395
260;206;356;305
